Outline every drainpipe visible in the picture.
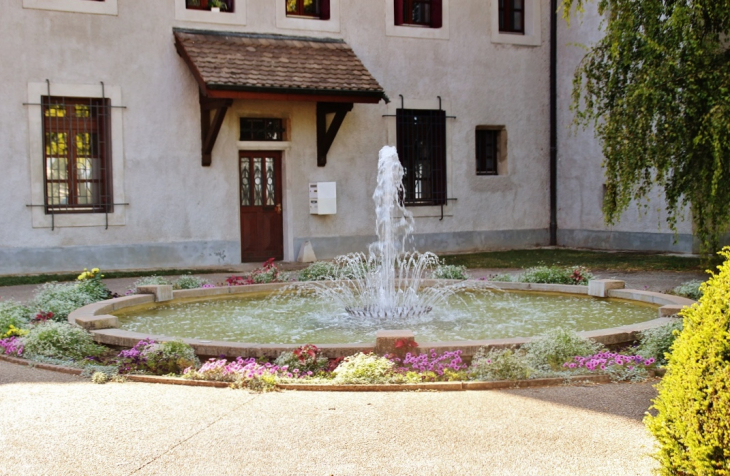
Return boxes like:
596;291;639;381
549;0;558;246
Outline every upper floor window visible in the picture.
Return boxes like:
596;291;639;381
42;97;112;214
286;0;330;19
185;0;234;12
395;0;442;28
499;0;524;33
396;109;447;206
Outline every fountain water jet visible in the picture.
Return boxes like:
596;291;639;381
306;146;448;318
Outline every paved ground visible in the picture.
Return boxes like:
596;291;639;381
0;359;660;476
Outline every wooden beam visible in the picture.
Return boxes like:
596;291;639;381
317;102;353;167
200;92;232;167
206;88;380;104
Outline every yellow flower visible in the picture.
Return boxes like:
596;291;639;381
77;274;85;280
92;268;100;274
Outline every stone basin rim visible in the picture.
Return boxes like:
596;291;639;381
68;279;695;359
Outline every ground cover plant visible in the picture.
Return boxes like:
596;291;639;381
431;264;469;280
671;279;704;301
645;248;730;474
441;249;703;271
482;265;594;285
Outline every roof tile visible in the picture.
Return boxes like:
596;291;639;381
174;30;385;97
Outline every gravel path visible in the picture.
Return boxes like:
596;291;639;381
0;360;659;475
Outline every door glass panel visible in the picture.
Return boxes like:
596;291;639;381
240;158;251;206
253;158;263;206
265;157;276;206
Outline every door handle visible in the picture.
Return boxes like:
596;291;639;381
275;203;282;214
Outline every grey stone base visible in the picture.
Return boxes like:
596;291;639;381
294;229;551;260
0;240;240;275
558;229;697;253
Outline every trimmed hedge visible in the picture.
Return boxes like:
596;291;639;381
646;248;730;475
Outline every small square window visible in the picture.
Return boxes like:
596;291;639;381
476;129;500;175
286;0;330;19
185;0;234;12
239;118;284;141
395;0;442;28
499;0;524;33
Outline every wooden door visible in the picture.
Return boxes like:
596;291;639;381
239;151;283;262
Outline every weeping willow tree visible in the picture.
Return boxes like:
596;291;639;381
560;0;730;258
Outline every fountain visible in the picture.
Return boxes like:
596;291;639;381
88;146;681;357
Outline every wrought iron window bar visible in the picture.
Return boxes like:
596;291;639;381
24;80;127;230
383;95;457;219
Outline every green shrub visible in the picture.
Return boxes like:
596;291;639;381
332;353;397;384
298;261;340;281
672;279;704;301
31;283;99;322
636;320;683;366
523;328;603;372
22;321;106;361
518;266;594;285
469;347;533;381
144;340;199;375
130;275;171;293
645;248;730;474
432;264;469;280
0;300;31;335
173;274;210;290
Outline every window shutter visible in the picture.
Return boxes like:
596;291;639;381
320;0;330;20
431;0;443;28
394;0;404;26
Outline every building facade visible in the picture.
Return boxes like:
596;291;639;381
0;0;693;275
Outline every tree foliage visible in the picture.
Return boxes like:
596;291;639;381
560;0;730;257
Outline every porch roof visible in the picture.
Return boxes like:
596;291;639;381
173;28;388;104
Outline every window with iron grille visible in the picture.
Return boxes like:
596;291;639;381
42;97;112;214
395;0;443;28
396;109;447;206
476;129;499;175
239;118;284;141
499;0;524;33
185;0;235;12
286;0;330;19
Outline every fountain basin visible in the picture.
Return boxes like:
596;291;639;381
68;280;694;359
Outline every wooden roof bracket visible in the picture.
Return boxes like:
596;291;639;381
317;102;354;167
200;91;232;166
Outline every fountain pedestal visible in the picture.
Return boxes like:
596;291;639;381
374;329;418;358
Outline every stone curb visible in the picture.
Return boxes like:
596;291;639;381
0;354;618;391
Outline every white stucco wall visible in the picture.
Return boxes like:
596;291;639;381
556;3;695;252
1;0;559;273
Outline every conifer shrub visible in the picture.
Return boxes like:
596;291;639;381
645;248;730;474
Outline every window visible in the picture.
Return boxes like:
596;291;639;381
499;0;524;33
490;0;539;46
42;97;112;213
23;0;117;15
286;0;330;19
396;109;446;205
395;0;442;28
476;129;499;175
239;118;284;141
185;0;234;12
